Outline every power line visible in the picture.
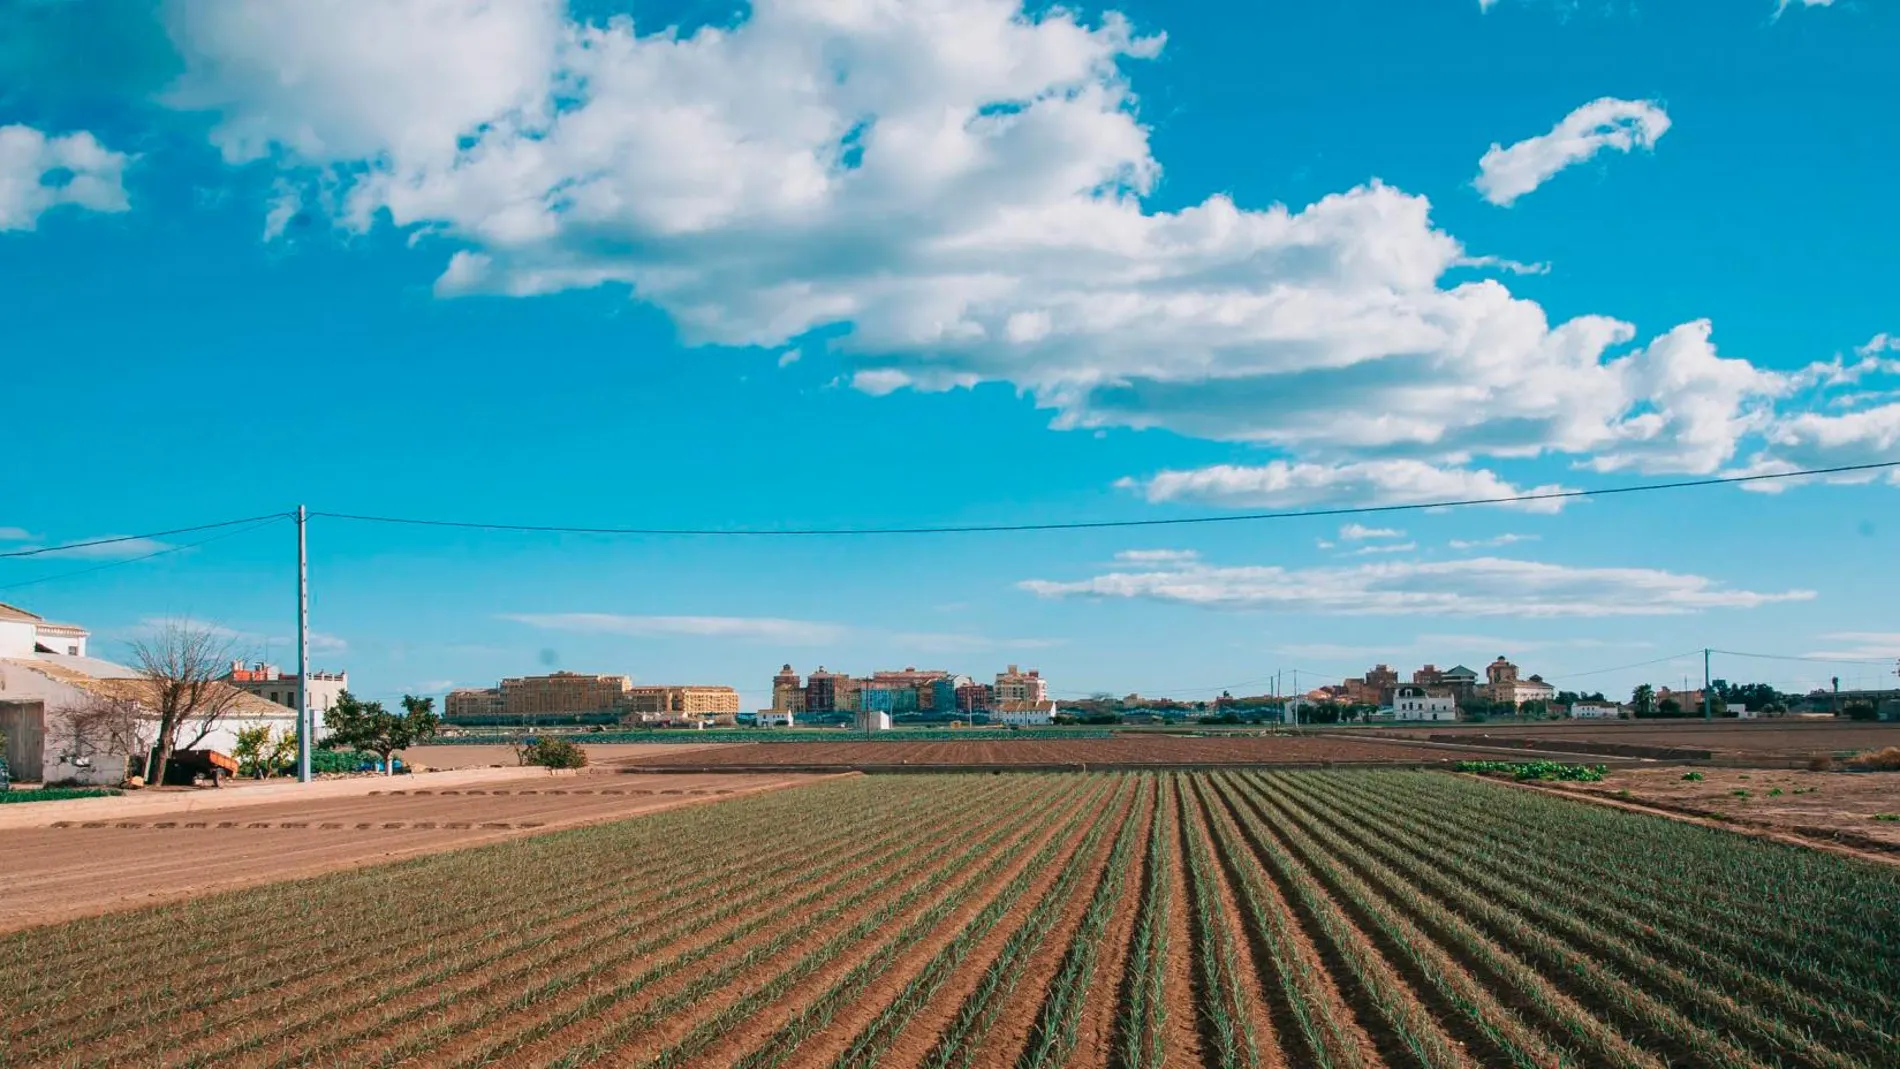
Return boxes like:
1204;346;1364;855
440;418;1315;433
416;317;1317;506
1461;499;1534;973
0;513;293;560
311;459;1900;537
0;516;289;592
1543;651;1703;681
1709;648;1897;667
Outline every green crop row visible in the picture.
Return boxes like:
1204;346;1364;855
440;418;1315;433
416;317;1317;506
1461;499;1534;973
1454;759;1611;781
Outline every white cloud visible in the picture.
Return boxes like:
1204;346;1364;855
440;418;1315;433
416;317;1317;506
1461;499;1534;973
1805;632;1900;660
0;527;35;542
501;612;849;646
0;125;131;231
1020;554;1810;617
1475;98;1670;207
1115;548;1200;564
1455;254;1550;276
1339;523;1403;541
1448;532;1537;549
1125;460;1574;513
154;2;1848;499
1775;0;1835;18
29;536;176;560
1343;541;1417;556
261;178;305;241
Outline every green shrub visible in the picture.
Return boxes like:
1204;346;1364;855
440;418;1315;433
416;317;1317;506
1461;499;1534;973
1731;789;1751;799
524;737;588;770
1681;771;1705;782
1768;788;1783;797
1874;814;1899;823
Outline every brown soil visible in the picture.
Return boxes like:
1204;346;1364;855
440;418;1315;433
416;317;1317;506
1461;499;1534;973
0;771;829;932
1531;766;1900;863
1366;719;1900;763
611;735;1515;770
1067;779;1157;1069
394;741;727;769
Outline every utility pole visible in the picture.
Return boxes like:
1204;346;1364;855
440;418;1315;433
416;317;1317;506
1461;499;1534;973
296;505;311;783
1710;649;1725;725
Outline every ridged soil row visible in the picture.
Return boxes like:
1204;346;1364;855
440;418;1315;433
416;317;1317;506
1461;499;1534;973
227;782;1005;1069
1207;771;1470;1069
55;780;998;1069
1030;773;1160;1069
418;777;1077;1069
838;775;1144;1069
1229;773;1663;1069
4;776;880;1033
1254;772;1772;1069
1350;773;1898;1045
1306;772;1889;1067
659;776;1118;1069
1178;776;1273;1068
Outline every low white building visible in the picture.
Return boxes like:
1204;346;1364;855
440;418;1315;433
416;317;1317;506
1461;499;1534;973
854;709;893;732
0;601;316;784
1568;702;1624;719
756;711;796;728
993;701;1056;726
1387;684;1456;721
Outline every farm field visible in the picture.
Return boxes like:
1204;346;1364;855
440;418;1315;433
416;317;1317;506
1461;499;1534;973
395;741;729;769
1541;765;1900;860
0;771;825;933
4;771;1896;1068
608;734;1524;770
1364;719;1900;762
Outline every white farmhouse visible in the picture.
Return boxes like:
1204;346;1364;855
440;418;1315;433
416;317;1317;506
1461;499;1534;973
0;601;318;785
1568;701;1624;719
1387;684;1456;721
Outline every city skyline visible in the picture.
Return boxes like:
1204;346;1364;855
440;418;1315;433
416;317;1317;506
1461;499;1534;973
3;0;1897;710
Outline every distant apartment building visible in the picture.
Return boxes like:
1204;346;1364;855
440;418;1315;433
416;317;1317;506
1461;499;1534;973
956;682;994;714
774;665;1044;720
223;661;349;717
771;665;806;712
1483;657;1556;708
1413;663;1480;703
444;671;737;725
994;664;1056;723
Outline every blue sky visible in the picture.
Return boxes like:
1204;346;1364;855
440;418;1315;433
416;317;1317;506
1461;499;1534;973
3;0;1897;708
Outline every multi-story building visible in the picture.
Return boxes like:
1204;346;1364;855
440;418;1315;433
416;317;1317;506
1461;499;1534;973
445;687;505;720
624;685;742;723
1483;657;1556;708
857;682;920;715
223;661;349;718
1568;701;1623;719
994;665;1049;705
500;672;632;717
771;665;806;712
804;667;845;713
929;675;973;713
955;682;994;714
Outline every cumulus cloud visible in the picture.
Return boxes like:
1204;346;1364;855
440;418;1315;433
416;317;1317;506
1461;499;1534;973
1475;98;1670;207
0;125;131;231
152;2;1863;505
1343;541;1417;556
1775;0;1835;17
1339;524;1403;541
1019;554;1812;617
1125;460;1575;513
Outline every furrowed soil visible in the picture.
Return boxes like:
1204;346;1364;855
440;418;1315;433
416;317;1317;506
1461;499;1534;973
609;734;1517;770
0;770;828;932
3;770;1895;1069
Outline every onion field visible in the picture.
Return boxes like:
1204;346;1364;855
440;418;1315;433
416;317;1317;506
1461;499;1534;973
2;770;1896;1068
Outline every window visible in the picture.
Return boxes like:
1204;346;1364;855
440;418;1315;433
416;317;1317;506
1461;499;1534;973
67;645;79;655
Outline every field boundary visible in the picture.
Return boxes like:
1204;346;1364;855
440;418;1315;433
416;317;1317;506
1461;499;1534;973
617;760;1497;774
1482;775;1900;869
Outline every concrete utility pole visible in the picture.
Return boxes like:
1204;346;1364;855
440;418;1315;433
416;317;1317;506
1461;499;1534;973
296;505;311;783
1710;649;1725;725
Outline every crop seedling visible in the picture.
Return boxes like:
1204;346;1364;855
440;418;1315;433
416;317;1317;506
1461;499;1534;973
1682;771;1705;781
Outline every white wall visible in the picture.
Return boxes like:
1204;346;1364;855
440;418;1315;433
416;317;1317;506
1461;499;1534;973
0;621;37;659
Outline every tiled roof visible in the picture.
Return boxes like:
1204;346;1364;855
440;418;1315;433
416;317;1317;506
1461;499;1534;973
1;657;292;719
0;601;45;624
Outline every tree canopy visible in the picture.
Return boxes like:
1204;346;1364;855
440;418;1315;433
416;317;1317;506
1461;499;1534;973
320;692;440;772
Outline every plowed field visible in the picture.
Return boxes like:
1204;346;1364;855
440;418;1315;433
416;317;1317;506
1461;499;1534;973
3;770;1894;1068
0;771;824;933
610;734;1513;770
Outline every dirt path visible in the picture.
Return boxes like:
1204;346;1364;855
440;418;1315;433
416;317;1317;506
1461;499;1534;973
0;772;834;932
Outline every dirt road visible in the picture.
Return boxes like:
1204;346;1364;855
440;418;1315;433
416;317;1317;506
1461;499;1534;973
0;771;832;933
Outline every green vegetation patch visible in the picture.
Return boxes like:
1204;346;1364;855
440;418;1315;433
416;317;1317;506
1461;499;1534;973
1454;760;1609;783
0;787;123;804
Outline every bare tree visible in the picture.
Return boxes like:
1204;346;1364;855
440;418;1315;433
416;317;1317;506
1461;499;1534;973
131;621;246;786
